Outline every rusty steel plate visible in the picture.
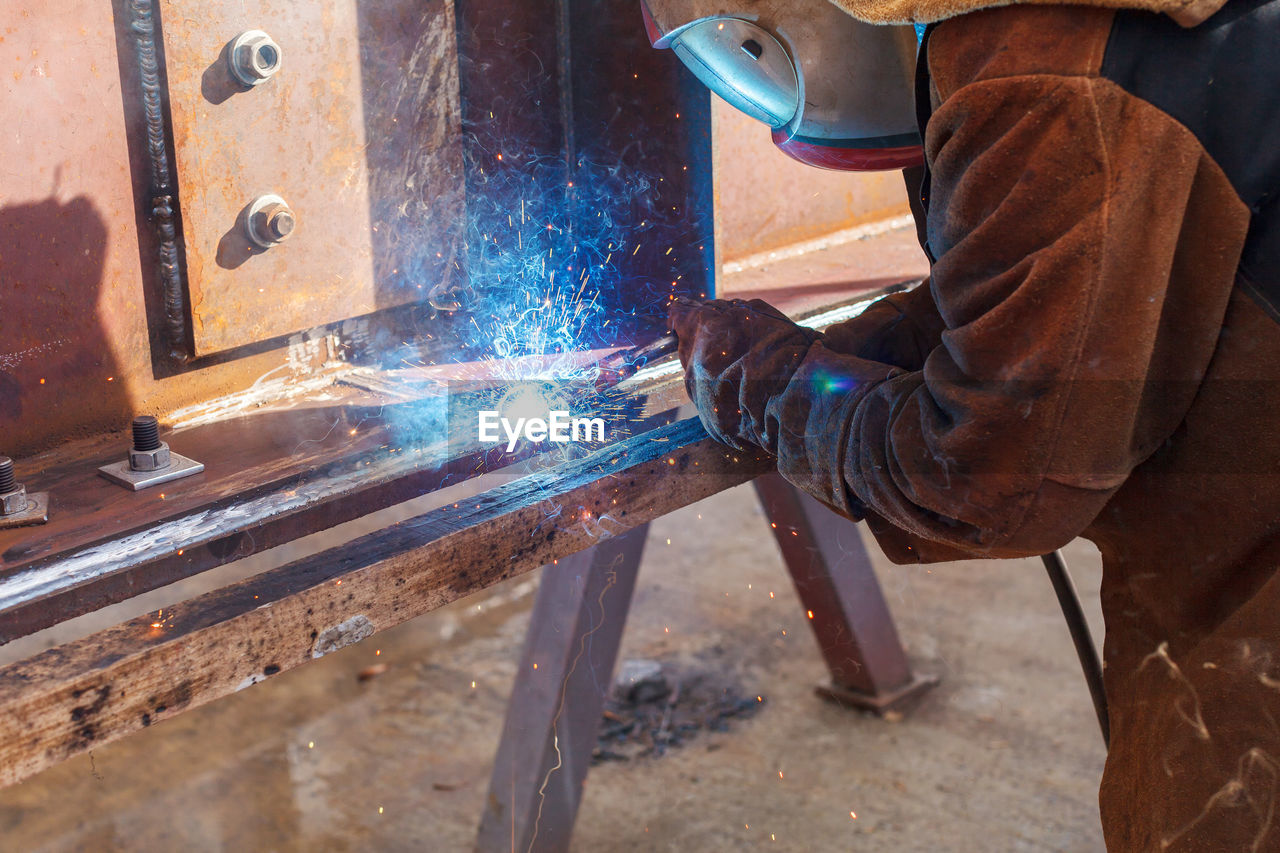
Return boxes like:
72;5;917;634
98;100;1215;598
158;0;465;355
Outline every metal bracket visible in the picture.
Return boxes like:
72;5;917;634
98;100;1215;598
0;492;49;529
816;674;940;715
99;454;205;491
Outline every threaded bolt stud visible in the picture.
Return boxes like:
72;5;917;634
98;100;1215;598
0;457;15;495
132;416;162;452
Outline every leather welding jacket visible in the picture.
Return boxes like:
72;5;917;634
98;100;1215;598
758;1;1280;848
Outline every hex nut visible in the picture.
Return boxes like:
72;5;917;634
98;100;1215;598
252;202;295;245
228;30;282;87
0;486;28;516
130;442;172;472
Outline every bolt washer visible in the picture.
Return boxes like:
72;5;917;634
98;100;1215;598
99;454;205;491
0;491;49;529
246;194;294;248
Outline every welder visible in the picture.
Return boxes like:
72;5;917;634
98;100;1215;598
646;0;1280;848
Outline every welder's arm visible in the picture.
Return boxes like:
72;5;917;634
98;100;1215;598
810;282;957;559
675;59;1247;559
819;282;944;372
771;61;1253;558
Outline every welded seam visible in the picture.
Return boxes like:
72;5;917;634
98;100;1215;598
130;0;190;360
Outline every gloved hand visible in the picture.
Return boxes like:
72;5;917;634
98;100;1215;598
667;297;820;451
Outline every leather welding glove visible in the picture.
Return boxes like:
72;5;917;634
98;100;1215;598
667;297;821;452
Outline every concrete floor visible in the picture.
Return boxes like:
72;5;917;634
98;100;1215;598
0;483;1107;851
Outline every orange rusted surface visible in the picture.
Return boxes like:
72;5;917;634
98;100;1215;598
0;1;234;458
158;0;465;355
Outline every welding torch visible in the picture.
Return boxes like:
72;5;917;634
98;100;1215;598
596;288;913;390
595;332;679;388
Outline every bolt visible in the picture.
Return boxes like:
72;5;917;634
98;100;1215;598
246;195;296;248
129;416;171;472
266;206;295;240
132;416;161;452
228;30;282;87
0;457;28;516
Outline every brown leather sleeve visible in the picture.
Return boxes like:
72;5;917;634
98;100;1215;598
820;282;945;372
763;6;1250;559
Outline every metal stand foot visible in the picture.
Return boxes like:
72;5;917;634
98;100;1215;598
816;674;940;715
754;473;937;715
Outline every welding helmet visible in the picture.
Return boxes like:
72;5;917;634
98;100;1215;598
641;0;922;170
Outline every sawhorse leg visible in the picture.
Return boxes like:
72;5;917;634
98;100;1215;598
478;475;937;850
476;524;648;853
753;473;937;713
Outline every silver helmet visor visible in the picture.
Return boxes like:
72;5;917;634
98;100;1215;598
670;18;798;128
643;0;923;171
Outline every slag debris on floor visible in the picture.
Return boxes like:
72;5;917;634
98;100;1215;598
593;658;766;765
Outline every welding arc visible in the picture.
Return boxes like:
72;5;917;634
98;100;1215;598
1041;550;1109;748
